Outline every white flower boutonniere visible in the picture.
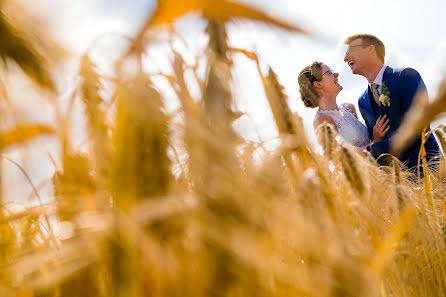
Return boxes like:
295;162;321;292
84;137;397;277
379;82;391;107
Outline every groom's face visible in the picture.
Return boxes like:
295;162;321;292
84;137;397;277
344;38;370;75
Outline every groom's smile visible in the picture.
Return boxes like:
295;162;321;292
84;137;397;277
345;54;357;72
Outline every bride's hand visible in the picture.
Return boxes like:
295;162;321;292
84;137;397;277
373;115;390;142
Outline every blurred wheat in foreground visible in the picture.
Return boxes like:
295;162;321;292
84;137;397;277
2;1;446;297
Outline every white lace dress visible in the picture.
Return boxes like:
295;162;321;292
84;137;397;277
316;105;370;147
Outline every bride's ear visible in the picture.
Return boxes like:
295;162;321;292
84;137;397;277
313;81;322;89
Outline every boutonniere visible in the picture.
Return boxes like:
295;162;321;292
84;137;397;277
379;82;391;107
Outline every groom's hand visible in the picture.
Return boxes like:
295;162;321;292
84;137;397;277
373;115;390;142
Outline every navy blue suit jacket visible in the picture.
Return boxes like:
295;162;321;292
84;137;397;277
358;66;439;169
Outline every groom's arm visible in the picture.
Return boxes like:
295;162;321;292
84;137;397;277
370;68;427;158
399;68;428;112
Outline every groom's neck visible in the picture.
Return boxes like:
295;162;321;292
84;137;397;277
363;62;384;83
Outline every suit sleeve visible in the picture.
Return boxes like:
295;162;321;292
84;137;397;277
370;68;427;158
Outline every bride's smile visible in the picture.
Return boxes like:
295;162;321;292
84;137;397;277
317;64;343;97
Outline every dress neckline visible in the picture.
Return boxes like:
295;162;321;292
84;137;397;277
317;106;341;114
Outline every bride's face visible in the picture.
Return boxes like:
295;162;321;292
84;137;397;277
316;64;343;96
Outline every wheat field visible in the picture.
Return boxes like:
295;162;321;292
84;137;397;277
1;1;446;297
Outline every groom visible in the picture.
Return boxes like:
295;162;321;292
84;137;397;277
343;34;439;169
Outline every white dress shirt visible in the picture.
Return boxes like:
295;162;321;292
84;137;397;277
368;64;387;94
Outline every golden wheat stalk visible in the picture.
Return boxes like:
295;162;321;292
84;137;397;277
234;49;301;137
434;128;446;159
433;128;446;180
419;129;439;225
419;130;446;287
370;199;418;276
0;11;55;91
169;48;210;187
237;49;314;174
1;156;56;241
112;73;171;205
129;0;307;55
199;20;241;193
0;124;54;151
316;123;337;159
338;143;365;194
392;156;402;185
78;54;110;182
52;153;96;222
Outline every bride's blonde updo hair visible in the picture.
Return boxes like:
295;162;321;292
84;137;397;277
298;61;323;108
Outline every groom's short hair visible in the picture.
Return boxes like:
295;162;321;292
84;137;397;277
344;34;385;63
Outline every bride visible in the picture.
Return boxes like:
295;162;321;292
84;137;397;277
298;61;389;150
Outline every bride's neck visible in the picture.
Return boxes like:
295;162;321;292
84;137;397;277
318;95;338;111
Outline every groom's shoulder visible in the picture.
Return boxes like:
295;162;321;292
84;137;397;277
388;66;422;79
358;88;369;102
357;89;369;110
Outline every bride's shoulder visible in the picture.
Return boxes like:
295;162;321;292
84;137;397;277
341;103;357;117
313;112;337;130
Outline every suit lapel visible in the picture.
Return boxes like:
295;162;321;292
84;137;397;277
380;66;393;115
360;88;379;134
360;66;394;133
